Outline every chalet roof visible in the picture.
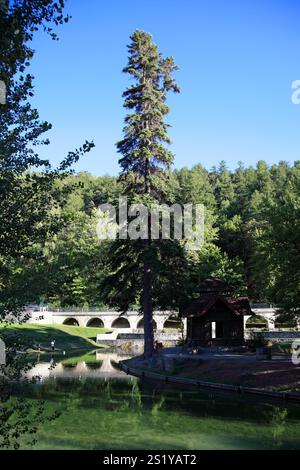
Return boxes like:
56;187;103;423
197;277;235;294
181;295;254;318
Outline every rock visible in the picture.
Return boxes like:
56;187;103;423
163;356;175;373
256;347;272;360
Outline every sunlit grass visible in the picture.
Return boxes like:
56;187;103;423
0;323;111;357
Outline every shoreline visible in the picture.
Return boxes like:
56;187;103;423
119;355;300;403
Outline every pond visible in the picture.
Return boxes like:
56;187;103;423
12;350;300;450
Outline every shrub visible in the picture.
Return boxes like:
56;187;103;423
246;331;269;351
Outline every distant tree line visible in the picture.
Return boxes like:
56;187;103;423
10;159;300;321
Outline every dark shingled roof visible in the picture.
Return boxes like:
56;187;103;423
197;277;235;293
182;295;254;318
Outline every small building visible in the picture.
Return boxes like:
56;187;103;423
181;277;254;346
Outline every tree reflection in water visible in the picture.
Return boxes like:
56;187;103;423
10;355;300;450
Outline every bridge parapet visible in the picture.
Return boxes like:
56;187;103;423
37;309;183;331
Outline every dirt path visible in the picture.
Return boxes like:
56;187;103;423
174;358;300;391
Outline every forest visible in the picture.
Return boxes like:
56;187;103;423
1;1;299;326
2;159;300;319
2;0;300;453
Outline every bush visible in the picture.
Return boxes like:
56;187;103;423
246;331;269;351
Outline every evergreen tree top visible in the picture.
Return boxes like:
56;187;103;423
117;30;179;200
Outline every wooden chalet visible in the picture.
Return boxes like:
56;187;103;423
182;277;254;346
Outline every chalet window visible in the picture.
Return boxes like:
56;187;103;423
212;321;224;339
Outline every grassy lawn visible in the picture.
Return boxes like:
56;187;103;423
0;323;111;360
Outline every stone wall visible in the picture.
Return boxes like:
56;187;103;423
245;330;300;341
96;331;181;353
262;331;300;341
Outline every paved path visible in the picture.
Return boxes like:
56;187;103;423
161;347;290;363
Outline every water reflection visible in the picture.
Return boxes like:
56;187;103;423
26;350;132;381
19;350;300;449
85;361;102;370
16;375;300;450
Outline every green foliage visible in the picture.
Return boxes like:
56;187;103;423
246;315;268;325
9;158;300;322
117;30;179;199
0;1;94;318
246;331;269;351
0;0;94;450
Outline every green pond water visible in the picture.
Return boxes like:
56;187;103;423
11;352;300;450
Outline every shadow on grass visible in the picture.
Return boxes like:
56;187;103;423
0;324;106;363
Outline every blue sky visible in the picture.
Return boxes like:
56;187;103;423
29;0;300;175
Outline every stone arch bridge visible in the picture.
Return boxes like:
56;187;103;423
28;306;291;334
28;309;185;332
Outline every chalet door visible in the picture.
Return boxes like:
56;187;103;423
216;321;224;338
191;318;211;342
203;321;211;342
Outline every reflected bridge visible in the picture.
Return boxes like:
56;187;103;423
26;352;133;381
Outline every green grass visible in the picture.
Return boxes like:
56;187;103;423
0;323;111;360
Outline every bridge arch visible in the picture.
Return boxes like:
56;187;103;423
245;315;268;329
111;317;130;329
163;315;183;330
63;317;79;326
137;318;157;331
86;317;104;328
85;361;102;370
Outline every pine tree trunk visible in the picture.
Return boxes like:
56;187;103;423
143;254;155;358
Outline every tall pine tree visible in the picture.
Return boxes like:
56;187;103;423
103;31;179;358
